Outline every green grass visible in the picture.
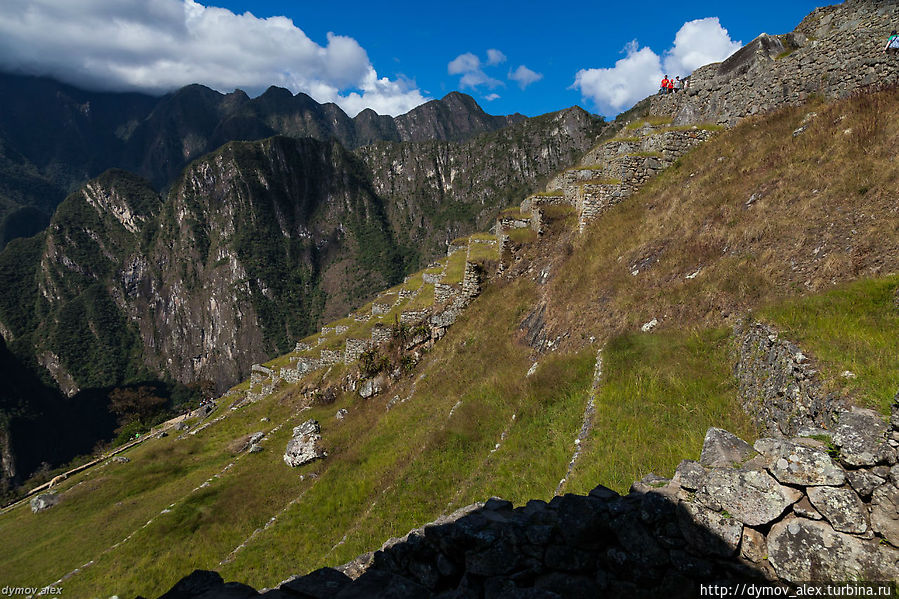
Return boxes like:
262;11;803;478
405;284;435;311
468;241;498;263
759;275;899;414
508;228;538;244
443;251;468;285
567;327;756;494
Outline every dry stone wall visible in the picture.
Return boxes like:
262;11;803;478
735;322;849;437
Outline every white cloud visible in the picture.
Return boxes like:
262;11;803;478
572;18;742;116
663;17;742;75
572;41;662;116
483;93;501;102
447;51;503;89
0;0;429;116
508;65;543;89
486;49;507;66
448;52;481;75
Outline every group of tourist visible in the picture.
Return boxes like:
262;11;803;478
658;75;686;94
657;30;896;97
886;30;899;54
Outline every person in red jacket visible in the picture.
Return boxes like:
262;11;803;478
667;77;676;93
660;76;669;95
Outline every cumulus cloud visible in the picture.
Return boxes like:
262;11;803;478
486;49;507;66
572;18;742;116
447;51;503;90
0;0;429;116
663;17;742;75
508;65;543;89
483;93;501;102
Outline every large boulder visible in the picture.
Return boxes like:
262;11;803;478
869;483;899;548
832;408;893;467
699;428;756;468
30;493;59;513
767;518;899;582
696;468;801;526
283;420;327;468
753;438;844;486
806;486;867;534
676;501;742;557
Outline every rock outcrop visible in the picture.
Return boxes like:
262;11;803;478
29;493;58;513
283;420;327;468
650;0;899;127
159;400;899;597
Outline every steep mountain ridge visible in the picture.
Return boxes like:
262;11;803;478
0;74;525;247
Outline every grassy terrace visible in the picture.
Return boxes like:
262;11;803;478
405;284;435;311
508;228;538;244
499;207;527;219
443;251;468;285
567;327;756;494
468;240;499;264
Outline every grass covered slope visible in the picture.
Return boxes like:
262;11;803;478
1;89;898;597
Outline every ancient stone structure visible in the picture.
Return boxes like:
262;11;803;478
319;350;341;367
344;338;371;365
249;364;273;386
434;282;457;304
461;262;483;300
294;341;311;352
650;0;899;127
371;301;391;316
400;309;429;326
283;420;326;468
736;322;848;437
371;324;392;346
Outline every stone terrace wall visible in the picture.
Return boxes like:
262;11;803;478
650;0;899;127
736;322;849;437
160;401;899;598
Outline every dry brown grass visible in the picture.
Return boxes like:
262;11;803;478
531;87;899;349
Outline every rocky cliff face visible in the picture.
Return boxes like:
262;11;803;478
2;105;603;401
359;107;604;254
0;74;525;248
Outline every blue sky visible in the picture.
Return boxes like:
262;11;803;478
0;0;825;118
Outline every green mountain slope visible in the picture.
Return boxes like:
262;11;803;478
2;83;896;598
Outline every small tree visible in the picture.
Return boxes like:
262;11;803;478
108;386;167;426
